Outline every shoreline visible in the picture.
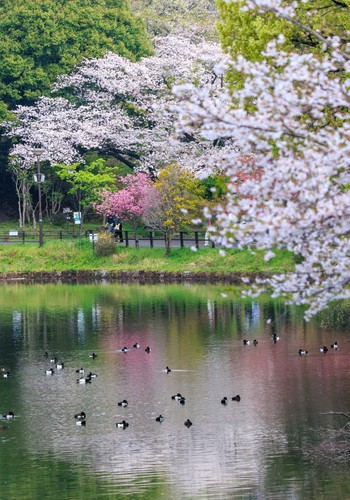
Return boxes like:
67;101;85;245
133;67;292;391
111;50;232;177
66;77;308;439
0;269;272;285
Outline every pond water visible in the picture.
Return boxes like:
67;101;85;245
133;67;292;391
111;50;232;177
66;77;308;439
0;283;350;499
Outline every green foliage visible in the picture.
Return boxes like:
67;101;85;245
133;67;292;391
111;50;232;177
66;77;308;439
0;0;152;114
216;0;350;88
145;164;205;252
94;231;117;256
54;159;117;212
200;174;228;201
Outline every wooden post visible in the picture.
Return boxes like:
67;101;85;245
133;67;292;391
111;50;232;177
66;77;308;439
180;231;184;248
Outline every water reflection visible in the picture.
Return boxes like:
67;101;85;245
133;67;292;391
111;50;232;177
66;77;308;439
0;284;349;499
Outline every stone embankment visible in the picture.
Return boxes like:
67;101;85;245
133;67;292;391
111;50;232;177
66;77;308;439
0;270;271;285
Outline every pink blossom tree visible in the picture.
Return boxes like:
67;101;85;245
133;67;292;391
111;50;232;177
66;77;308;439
95;173;156;249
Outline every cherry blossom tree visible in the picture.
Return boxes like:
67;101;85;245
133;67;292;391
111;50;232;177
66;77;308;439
95;173;156;249
175;0;350;318
8;35;233;178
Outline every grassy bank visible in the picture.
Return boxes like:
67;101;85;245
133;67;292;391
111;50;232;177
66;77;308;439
0;240;295;273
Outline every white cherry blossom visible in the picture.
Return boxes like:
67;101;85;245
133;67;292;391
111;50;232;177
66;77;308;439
8;35;231;175
176;2;350;318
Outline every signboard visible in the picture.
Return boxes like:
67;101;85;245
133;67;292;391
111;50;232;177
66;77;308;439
74;218;81;225
89;234;98;242
73;212;81;219
63;207;72;214
9;231;18;236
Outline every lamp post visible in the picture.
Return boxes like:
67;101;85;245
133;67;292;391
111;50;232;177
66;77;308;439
33;148;45;247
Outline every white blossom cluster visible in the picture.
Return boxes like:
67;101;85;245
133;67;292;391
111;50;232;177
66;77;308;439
176;7;350;317
9;35;229;174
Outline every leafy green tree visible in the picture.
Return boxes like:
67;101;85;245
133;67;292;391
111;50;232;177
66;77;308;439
0;0;151;216
54;159;117;225
216;0;350;88
144;164;205;255
0;0;152;119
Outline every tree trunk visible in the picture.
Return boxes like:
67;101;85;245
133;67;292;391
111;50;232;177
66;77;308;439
132;221;139;250
165;234;171;256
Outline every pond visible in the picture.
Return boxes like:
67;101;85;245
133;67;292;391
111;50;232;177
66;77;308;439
0;283;350;499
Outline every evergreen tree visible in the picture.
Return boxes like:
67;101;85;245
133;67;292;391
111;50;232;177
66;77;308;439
0;0;152;117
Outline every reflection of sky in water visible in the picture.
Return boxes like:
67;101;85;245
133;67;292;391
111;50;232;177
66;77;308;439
244;301;260;331
12;310;22;338
2;285;350;498
77;308;85;339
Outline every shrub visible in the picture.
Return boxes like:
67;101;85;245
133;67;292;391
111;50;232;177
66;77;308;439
94;232;117;256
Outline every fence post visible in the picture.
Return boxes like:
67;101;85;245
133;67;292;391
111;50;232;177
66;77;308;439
149;231;153;248
22;231;25;244
60;230;63;240
195;231;199;249
125;231;129;247
180;231;184;248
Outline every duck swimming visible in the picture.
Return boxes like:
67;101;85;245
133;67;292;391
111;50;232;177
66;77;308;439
3;412;14;420
172;393;182;401
77;376;91;384
156;415;165;422
184;419;192;427
243;339;250;346
299;349;308;356
145;346;151;353
133;343;140;349
320;346;328;353
166;366;171;373
116;420;129;429
74;412;86;421
232;395;241;402
56;362;64;370
221;397;228;405
331;342;338;350
89;353;97;359
45;368;54;375
117;400;128;407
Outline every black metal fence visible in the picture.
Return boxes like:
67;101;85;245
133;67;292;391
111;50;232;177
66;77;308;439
0;229;215;249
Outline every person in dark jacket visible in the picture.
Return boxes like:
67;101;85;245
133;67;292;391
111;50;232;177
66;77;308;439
113;217;123;242
106;214;116;233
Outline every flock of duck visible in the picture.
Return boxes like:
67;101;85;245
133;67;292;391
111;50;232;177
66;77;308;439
298;341;338;356
243;335;339;357
1;334;339;431
1;343;197;430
